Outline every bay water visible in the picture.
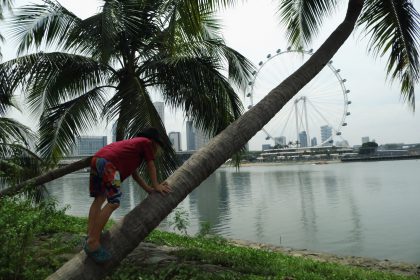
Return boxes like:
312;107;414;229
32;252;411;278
46;159;420;264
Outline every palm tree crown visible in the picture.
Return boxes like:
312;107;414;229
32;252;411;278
1;0;254;176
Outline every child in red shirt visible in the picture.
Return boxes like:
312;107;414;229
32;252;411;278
84;127;171;263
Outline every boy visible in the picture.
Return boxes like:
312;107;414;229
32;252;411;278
84;127;171;263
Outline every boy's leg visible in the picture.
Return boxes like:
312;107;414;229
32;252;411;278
87;203;120;250
87;195;106;243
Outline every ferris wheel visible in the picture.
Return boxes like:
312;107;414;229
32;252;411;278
245;48;351;148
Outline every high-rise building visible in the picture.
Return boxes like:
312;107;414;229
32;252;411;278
311;137;318;147
168;131;182;151
112;122;117;142
186;121;209;151
72;136;107;156
299;131;308;147
321;125;332;145
153;101;165;124
274;136;286;146
262;144;272;151
186;120;196;151
362;136;370;144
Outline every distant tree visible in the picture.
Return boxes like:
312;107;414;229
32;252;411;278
358;141;379;155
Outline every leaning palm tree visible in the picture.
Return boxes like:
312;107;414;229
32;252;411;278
3;0;419;278
2;0;253;177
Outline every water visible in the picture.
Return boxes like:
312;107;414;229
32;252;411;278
46;160;420;264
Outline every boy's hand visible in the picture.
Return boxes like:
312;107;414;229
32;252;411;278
154;181;171;194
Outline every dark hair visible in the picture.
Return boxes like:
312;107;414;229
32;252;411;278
136;127;164;147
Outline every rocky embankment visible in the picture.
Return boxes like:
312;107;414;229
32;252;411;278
122;240;420;278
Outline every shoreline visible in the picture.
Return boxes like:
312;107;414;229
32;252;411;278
226;238;420;277
222;159;342;167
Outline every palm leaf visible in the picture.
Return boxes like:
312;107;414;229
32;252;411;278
37;87;106;162
358;0;419;107
9;0;81;55
2;52;114;116
0;142;46;201
277;0;339;48
0;117;34;145
0;64;15;115
148;55;244;136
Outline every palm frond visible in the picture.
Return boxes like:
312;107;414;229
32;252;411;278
37;87;106;162
0;117;34;146
277;0;339;48
2;52;113;116
0;142;46;201
197;0;240;10
0;64;15;115
9;0;81;55
358;0;419;107
148;55;244;137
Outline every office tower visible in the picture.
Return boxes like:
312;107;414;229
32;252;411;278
153;101;165;124
311;137;318;147
112;122;117;142
186;121;209;151
262;144;271;151
274;136;286;146
362;137;370;144
186;120;196;151
299;131;308;147
168;131;182;151
321;125;332;145
72;136;107;156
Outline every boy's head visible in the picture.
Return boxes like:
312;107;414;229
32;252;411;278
136;127;164;149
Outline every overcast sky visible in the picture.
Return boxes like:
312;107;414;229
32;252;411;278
3;0;419;150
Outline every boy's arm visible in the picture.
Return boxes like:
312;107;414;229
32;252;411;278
131;171;154;194
146;160;171;194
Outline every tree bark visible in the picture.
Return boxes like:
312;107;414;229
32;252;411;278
45;0;363;278
0;157;92;197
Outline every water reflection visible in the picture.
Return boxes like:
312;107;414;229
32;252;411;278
189;171;231;232
46;160;420;263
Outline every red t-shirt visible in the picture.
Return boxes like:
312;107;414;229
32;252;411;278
94;137;155;181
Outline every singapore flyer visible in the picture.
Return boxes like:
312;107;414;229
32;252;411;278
245;48;351;150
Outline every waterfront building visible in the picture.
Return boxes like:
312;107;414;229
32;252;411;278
362;136;370;144
274;136;286;146
321;125;332;145
153;101;165;124
168;131;182;151
262;144;272;151
311;137;318;147
299;131;308;147
72;136;107;156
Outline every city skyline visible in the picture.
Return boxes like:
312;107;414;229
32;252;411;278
3;0;419;152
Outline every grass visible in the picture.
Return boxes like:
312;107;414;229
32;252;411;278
0;198;418;280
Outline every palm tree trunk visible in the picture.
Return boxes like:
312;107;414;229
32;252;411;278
0;157;92;197
46;0;363;278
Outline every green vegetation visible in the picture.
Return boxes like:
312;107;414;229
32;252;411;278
358;141;379;155
0;198;87;279
0;198;417;280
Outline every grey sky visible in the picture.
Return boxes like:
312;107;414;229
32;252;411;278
3;0;419;151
